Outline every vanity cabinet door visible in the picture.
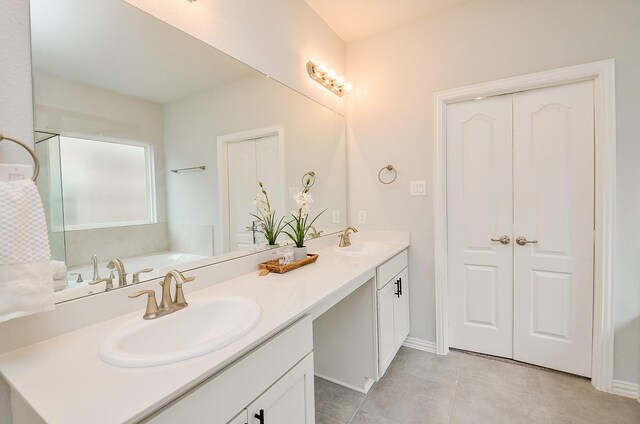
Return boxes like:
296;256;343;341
247;353;315;424
378;279;396;377
378;265;410;378
228;410;248;424
393;268;410;347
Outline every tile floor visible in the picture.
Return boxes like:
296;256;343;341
314;347;640;424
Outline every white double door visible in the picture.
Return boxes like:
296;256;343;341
227;135;281;251
447;81;594;377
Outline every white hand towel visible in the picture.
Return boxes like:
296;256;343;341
51;260;67;280
0;179;54;323
53;279;67;292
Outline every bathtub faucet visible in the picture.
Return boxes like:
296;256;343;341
107;258;127;288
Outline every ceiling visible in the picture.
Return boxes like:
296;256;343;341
304;0;474;42
30;0;256;104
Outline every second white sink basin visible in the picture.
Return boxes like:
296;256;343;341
334;241;388;257
99;296;261;368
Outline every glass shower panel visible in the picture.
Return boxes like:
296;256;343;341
35;132;66;262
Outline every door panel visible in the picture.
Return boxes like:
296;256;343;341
228;140;257;250
447;96;514;358
227;136;282;250
393;268;410;347
377;280;395;377
512;81;594;377
247;354;315;424
255;135;282;212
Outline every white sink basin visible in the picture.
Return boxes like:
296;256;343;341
99;296;261;368
334;241;388;257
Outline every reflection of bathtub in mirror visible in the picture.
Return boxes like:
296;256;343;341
55;251;208;303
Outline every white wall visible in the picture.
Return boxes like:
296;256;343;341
0;0;33;163
346;0;640;386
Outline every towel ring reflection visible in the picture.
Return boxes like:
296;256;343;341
0;134;40;181
378;165;397;185
302;171;315;188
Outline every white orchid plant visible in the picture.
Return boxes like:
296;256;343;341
251;181;287;245
283;176;326;248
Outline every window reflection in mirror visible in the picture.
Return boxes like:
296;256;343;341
59;136;155;230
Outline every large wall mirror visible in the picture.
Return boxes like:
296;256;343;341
30;0;347;303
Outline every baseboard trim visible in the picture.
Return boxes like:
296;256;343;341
402;337;437;353
611;379;639;399
314;372;374;394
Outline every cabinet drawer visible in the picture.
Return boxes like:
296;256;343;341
143;315;312;424
377;249;408;289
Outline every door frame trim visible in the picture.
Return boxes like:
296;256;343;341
433;60;616;392
217;125;286;253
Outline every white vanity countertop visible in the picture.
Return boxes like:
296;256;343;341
0;233;409;424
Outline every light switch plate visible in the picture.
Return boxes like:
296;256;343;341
358;210;367;224
410;181;427;196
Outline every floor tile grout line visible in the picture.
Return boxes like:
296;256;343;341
447;361;463;424
345;398;363;424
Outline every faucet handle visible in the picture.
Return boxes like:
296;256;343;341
132;268;154;284
69;272;83;283
89;277;114;291
173;275;194;308
129;290;160;320
180;276;196;284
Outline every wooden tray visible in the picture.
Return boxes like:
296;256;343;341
259;254;319;276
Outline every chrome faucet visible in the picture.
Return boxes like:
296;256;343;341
130;270;195;320
91;254;101;280
107;259;127;288
338;226;358;247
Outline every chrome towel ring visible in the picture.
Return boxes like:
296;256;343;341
0;134;40;181
378;164;397;184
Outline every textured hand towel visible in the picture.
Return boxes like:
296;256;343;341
0;179;54;322
53;279;67;292
51;260;67;280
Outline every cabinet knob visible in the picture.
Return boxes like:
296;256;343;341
254;409;264;423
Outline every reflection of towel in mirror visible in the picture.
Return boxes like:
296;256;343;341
0;179;54;323
51;260;66;280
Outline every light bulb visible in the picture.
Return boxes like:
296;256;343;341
345;83;353;91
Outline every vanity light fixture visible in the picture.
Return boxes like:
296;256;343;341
306;61;351;97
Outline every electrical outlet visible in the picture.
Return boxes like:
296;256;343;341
358;210;367;225
332;210;340;224
410;181;427;196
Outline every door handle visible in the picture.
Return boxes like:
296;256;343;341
490;235;511;245
254;409;264;423
516;236;538;246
